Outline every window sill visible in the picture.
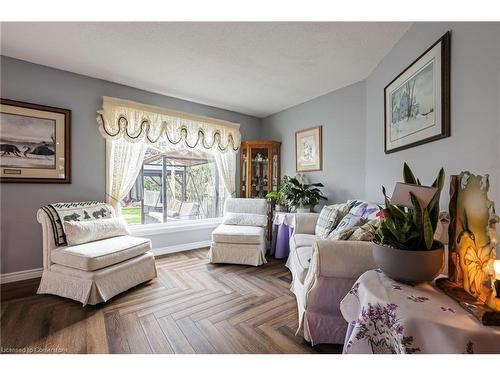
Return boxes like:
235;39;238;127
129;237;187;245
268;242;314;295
128;217;223;237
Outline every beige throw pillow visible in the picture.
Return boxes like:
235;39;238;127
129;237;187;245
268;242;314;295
327;212;365;240
222;213;268;227
314;204;349;239
63;217;130;246
348;218;381;241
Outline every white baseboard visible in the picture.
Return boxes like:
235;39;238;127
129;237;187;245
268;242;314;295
0;268;43;284
0;241;209;284
153;240;211;257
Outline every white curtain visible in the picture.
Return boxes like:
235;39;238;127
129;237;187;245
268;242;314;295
98;97;241;215
106;138;147;214
213;149;237;197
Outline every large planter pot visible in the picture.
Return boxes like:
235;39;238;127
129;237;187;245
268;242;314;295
275;204;287;212
372;242;445;283
295;207;310;213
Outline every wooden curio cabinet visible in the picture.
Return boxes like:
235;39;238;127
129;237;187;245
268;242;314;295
240;140;281;199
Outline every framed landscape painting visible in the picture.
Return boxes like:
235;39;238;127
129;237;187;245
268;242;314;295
384;31;450;154
295;125;322;172
0;99;71;183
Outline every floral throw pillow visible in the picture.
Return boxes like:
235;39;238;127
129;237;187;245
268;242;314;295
328;212;366;240
347;200;380;220
348;218;381;241
314;203;348;239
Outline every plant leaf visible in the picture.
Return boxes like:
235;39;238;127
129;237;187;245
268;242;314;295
410;192;424;246
403;163;418;185
423;208;434;249
427;167;445;232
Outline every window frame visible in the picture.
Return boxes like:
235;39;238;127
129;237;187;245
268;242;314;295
119;145;227;227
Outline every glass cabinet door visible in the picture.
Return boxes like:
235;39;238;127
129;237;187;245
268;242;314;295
250;147;269;198
239;141;280;200
271;150;280;191
241;147;248;197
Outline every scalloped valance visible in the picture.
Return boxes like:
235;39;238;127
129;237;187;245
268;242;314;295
96;96;241;152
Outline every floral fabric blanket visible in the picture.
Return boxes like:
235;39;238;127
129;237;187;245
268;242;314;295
340;269;500;354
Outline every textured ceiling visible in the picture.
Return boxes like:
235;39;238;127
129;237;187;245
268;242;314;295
0;22;411;117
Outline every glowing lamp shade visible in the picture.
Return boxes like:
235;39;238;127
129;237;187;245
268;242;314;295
495;260;500;280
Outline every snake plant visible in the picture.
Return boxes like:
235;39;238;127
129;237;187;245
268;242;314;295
374;163;445;250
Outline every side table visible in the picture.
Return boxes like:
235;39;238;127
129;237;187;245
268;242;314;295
340;269;500;354
269;212;294;259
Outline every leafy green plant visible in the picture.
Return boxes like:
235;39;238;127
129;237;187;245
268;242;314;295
374;163;445;250
286;177;327;210
266;175;292;206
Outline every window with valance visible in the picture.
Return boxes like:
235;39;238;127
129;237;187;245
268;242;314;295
96;97;241;225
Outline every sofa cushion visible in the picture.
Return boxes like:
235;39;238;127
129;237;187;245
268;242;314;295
212;224;264;245
51;235;151;271
293;246;313;284
290;233;317;253
314;204;348;239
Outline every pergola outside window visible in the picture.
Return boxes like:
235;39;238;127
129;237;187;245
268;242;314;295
121;147;226;225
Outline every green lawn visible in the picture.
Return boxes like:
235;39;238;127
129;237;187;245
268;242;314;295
122;207;142;225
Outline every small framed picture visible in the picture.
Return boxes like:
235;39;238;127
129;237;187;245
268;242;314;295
0;99;71;183
295;125;322;172
384;31;451;154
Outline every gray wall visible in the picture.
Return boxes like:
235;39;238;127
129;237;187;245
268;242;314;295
0;56;261;274
262;81;367;205
365;22;500;210
261;23;500;214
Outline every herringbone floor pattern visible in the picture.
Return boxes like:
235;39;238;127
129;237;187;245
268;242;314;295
0;249;341;354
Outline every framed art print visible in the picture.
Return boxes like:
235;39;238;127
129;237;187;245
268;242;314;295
0;99;71;183
295;125;322;172
384;31;450;154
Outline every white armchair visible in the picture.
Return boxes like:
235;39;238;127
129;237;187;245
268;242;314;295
287;212;376;345
208;198;268;266
36;202;157;306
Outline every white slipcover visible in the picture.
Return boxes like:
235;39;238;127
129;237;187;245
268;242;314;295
51;235;151;271
287;212;376;345
38;252;156;305
209;198;268;266
37;207;156;306
209;242;266;267
290;233;317;250
212;224;264;245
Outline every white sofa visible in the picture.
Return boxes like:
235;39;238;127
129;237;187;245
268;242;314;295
36;205;157;306
286;212;376;345
209;198;268;266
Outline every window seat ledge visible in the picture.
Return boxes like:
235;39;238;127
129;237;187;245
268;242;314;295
128;218;222;237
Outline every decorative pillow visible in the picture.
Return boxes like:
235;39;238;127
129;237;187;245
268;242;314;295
328;212;366;240
63;217;130;246
347;200;380;220
222;213;267;227
40;201;114;246
314;204;348;239
348;218;381;241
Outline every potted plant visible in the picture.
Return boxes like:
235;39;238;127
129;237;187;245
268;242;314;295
266;176;292;212
373;163;445;283
286;177;327;213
